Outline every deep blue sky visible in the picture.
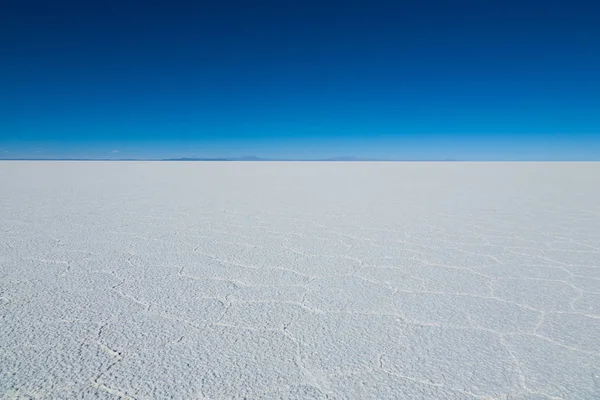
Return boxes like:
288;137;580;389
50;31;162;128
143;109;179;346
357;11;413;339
1;0;599;160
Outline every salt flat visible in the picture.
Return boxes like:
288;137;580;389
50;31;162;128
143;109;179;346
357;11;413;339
1;161;599;399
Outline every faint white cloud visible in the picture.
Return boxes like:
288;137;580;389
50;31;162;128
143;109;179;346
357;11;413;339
113;150;119;153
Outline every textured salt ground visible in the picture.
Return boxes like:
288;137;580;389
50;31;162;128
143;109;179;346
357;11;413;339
0;161;599;399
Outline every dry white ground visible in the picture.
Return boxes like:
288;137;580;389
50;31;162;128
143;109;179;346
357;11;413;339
0;161;599;399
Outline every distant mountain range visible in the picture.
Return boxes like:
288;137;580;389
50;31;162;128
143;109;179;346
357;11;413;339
163;156;384;161
163;156;461;162
1;156;460;162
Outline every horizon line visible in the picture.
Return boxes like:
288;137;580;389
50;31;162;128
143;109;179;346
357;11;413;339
1;158;599;162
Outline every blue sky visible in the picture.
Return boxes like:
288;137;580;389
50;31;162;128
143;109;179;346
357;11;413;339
1;0;599;160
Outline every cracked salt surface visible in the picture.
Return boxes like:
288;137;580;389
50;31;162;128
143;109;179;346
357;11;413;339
1;162;599;399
